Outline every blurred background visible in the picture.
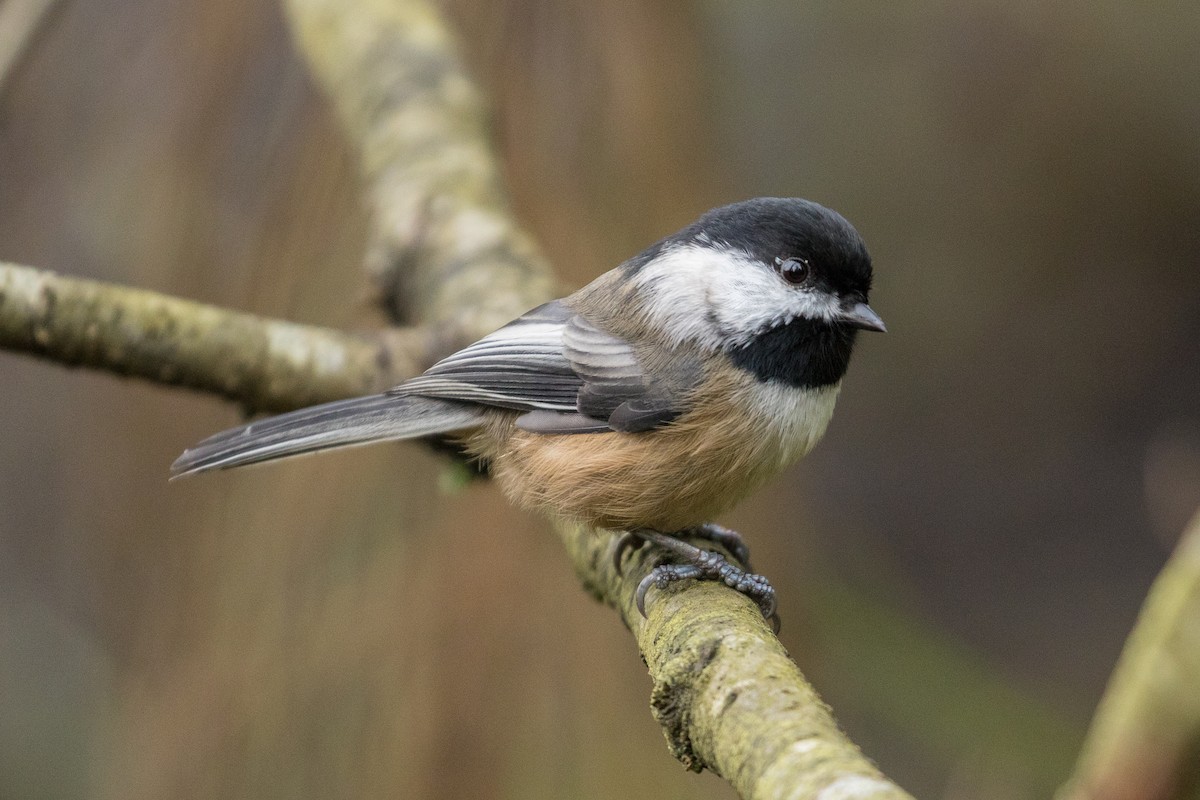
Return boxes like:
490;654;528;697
1;0;1198;798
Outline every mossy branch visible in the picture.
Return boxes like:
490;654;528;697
281;0;556;343
0;261;431;413
0;262;366;410
564;525;914;799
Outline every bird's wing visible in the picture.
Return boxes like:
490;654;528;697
561;314;691;432
392;301;696;433
394;301;580;412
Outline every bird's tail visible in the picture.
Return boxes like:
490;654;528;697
170;394;484;477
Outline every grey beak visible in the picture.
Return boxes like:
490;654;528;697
840;302;887;332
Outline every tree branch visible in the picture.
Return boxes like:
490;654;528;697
564;525;914;799
1058;509;1200;800
0;261;416;413
281;0;556;343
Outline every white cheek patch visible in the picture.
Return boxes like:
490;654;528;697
629;244;841;350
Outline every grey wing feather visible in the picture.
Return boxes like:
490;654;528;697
393;301;581;411
395;300;696;435
606;397;684;432
563;315;685;432
514;410;612;434
171;394;482;476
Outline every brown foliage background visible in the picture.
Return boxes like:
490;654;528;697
1;1;1198;798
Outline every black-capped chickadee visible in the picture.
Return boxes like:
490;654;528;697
172;198;884;622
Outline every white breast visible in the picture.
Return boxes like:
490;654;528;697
737;381;842;469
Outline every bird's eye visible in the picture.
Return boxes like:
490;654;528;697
774;257;811;286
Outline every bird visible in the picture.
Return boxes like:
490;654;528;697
172;197;885;625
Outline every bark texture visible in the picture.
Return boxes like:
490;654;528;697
565;524;914;800
0;261;386;412
281;0;556;344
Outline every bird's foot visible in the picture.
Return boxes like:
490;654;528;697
612;522;753;574
625;529;779;632
682;522;754;572
611;530;648;574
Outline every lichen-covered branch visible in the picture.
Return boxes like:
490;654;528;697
564;525;915;800
0;261;398;413
281;0;556;345
1058;509;1200;800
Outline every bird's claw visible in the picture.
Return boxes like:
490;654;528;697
635;563;702;617
686;522;754;572
611;530;648;575
635;548;779;631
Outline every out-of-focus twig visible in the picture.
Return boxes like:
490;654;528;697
281;0;556;346
0;0;62;98
1058;508;1200;800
